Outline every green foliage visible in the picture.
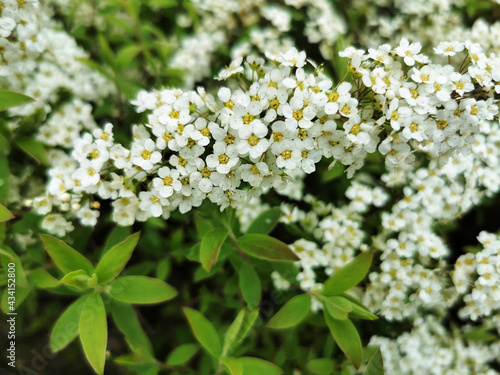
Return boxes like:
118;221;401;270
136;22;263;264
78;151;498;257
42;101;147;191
108;275;177;304
364;348;384;375
324;312;363;369
79;291;107;375
267;294;312;329
306;358;335;374
237;234;300;261
322;250;373;296
0;203;14;222
238;262;261;309
0;90;35;111
95;232;140;284
183;306;222;358
40;234;95;275
200;228;228;271
166;343;199;366
246;208;281;234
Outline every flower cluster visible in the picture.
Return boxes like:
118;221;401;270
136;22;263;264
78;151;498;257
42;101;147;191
370;317;500;375
453;231;500;321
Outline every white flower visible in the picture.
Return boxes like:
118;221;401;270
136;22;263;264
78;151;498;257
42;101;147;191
153;167;182;198
131;139;162;171
139;189;169;217
240;162;271;187
217;57;244;80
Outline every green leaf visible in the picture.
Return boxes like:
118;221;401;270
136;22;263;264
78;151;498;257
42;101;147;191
238;357;283;375
237;234;299;262
324;313;363;369
109;300;154;358
322;251;373;296
0;90;35;111
267;294;311;329
463;326;497;342
116;45;143;71
27;268;60;289
323;162;344;182
79;291;107;375
103;225;132;255
166;343;199;366
40;234;94;275
320;295;352;320
223;309;246;356
246;208;281;234
339;295;378;321
200;228;228;272
98;34;117;70
183;307;221;358
0;203;14;222
306;358;335;374
363;348;384;375
50;295;88;352
238;263;261;309
15;138;49;165
95;232;140;285
223;357;243;375
59;269;93;290
108;276;177;304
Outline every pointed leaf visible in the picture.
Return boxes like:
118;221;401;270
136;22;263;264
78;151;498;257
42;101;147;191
79;291;107;375
238;357;283;375
109;300;153;358
95;232;140;285
0;90;35;111
59;269;92;290
238;263;261;309
238;234;299;262
40;234;94;275
223;357;243;375
183;307;221;358
267;294;311;329
320;295;352;320
322;251;373;296
306;358;335;374
27;268;60;289
108;276;177;304
0;203;14;222
324;313;363;369
246;208;281;234
50;295;88;352
200;229;228;271
223;309;246;356
363;348;384;375
166;343;199;366
15;138;49;165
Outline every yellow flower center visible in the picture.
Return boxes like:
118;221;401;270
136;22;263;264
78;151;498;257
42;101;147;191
219;154;229;164
437;120;448;130
201;168;211;178
225;134;235;144
163;176;173;186
328;92;339;102
243;114;254;125
293;110;303;121
350;124;361;135
269;98;280;109
141;150;151;160
248;135;260;146
273;132;284;142
281;150;292;160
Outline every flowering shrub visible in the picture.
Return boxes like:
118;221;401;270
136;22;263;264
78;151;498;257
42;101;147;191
2;0;500;374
